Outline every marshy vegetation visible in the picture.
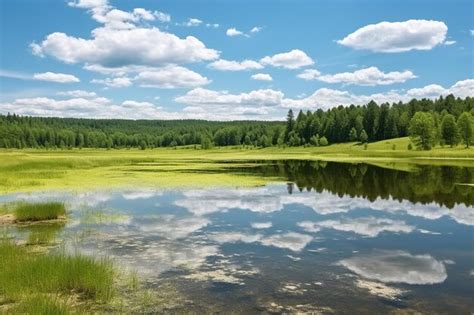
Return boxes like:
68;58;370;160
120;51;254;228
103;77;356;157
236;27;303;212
0;238;114;313
14;202;66;222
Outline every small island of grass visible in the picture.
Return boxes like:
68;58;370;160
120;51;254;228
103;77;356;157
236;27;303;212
14;202;66;222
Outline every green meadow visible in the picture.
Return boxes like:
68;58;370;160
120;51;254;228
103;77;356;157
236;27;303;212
0;137;473;194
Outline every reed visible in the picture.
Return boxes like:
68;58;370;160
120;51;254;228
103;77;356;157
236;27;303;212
14;202;66;221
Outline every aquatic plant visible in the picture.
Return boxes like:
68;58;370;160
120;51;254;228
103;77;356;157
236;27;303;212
14;202;66;222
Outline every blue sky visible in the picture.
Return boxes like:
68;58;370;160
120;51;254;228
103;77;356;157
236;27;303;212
0;0;472;120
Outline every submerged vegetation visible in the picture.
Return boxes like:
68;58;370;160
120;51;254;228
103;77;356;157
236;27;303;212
14;202;66;222
0;137;473;194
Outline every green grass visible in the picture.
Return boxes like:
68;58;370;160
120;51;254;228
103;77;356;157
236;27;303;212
14;202;66;222
0;239;115;306
13;295;68;315
0;137;472;193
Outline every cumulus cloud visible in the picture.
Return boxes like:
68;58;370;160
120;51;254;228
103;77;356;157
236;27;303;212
314;67;416;86
183;18;202;27
57;90;97;98
68;0;108;9
134;65;211;89
226;28;244;37
250;26;262;33
251;222;272;229
282;79;474;110
0;95;184;119
91;77;132;88
31;27;219;67
89;65;210;89
297;69;321;80
208;59;263;71
251;73;273;81
33;72;80;83
175;88;284;107
339;250;447;284
337;19;448;53
31;1;215;91
260;49;314;69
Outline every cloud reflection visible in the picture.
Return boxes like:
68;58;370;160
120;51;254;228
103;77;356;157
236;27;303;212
339;250;447;285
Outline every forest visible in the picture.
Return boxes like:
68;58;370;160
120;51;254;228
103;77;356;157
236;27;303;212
0;94;472;150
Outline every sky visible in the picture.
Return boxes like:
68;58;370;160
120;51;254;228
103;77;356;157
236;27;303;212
0;0;473;120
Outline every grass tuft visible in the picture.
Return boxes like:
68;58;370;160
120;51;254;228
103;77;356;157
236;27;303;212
0;239;115;303
14;202;66;222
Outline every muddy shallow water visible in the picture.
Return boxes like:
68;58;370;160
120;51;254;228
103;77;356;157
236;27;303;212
1;161;473;314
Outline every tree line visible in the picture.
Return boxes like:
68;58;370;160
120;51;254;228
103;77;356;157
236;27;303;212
0;94;472;150
283;95;473;149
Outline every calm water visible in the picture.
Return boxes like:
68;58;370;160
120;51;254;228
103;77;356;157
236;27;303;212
1;161;473;314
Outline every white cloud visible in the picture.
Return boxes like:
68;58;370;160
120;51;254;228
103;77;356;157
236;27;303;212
316;217;415;237
68;0;170;29
337;19;448;53
68;0;108;9
208;59;263;71
134;65;211;89
251;222;272;229
470;30;474;36
57;90;97;98
444;40;456;45
32;27;219;67
0;95;179;119
251;73;273;81
91;77;132;87
406;84;446;98
448;79;474;98
206;23;219;28
260;49;314;69
226;28;244;37
283;79;474;110
297;69;321;80
339;250;447;285
250;26;262;33
175;88;284;107
33;72;80;83
89;64;210;89
316;67;416;86
184;18;202;27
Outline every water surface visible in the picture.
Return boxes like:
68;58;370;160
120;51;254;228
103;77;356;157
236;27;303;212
1;161;473;313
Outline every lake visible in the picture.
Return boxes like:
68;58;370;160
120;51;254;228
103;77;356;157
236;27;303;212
1;161;473;313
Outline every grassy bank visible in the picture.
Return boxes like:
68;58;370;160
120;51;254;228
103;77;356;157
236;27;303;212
0;238;114;313
0;137;472;193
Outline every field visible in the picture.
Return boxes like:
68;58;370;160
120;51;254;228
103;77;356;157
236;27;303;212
0;137;473;194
